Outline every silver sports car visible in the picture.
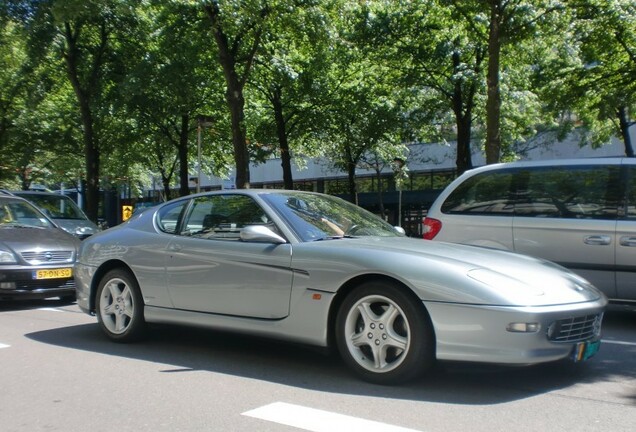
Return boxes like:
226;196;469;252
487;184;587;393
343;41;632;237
76;190;606;384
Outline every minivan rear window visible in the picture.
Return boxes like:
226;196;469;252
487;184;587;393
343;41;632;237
441;171;514;215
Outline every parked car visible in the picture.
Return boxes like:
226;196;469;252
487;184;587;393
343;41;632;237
0;194;80;301
11;191;100;239
76;189;606;384
423;158;636;304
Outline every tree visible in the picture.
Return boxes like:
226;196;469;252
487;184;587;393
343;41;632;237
14;0;144;220
122;2;225;199
565;0;636;155
449;0;566;163
321;3;407;204
248;2;336;189
202;0;271;189
373;1;487;174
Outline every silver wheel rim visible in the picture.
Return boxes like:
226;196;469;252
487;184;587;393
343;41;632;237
99;277;134;335
343;294;410;374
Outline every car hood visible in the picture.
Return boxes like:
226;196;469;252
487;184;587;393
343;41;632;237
52;219;100;237
0;226;80;252
296;236;605;307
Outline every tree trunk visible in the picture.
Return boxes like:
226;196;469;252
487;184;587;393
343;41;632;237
485;1;502;164
618;106;634;157
347;160;357;205
272;88;293;189
204;3;264;190
63;22;100;222
452;48;474;174
178;114;191;196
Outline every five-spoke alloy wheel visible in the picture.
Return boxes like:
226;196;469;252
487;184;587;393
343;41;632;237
96;269;146;342
336;281;434;384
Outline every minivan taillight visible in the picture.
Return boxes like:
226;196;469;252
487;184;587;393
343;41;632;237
422;217;442;240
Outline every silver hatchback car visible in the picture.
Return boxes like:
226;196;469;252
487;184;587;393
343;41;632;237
423;158;636;304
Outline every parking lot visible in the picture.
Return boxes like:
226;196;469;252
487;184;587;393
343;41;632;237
0;300;634;431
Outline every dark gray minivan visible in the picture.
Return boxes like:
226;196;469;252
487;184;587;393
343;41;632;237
424;158;636;303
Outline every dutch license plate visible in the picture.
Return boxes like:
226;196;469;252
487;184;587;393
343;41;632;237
572;340;601;362
33;268;73;280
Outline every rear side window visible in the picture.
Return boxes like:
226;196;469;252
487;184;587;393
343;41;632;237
515;166;620;220
441;171;514;215
157;200;188;234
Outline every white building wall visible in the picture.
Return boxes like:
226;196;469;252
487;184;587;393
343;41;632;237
194;127;635;189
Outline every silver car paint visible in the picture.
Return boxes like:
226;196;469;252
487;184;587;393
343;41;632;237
76;189;606;365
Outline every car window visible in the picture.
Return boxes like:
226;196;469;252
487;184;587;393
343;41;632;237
441;171;514;215
179;195;271;240
262;191;400;241
156;200;188;234
0;199;52;228
514;166;620;220
17;194;86;220
625;167;636;219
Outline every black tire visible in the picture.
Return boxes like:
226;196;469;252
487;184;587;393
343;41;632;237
95;268;146;342
335;281;435;384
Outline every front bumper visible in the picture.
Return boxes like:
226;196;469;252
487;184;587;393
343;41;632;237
425;298;607;365
0;268;75;300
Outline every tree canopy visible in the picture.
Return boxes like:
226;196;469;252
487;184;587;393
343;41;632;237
1;0;633;219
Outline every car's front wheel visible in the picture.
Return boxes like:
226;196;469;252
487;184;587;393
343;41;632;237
96;269;146;342
335;281;435;384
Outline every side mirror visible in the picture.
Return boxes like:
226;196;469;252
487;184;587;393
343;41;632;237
394;226;406;236
240;225;287;244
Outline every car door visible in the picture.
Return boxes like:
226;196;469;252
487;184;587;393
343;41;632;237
615;164;636;301
512;165;620;299
164;194;293;319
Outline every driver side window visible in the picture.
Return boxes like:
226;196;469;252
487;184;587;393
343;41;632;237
180;194;273;240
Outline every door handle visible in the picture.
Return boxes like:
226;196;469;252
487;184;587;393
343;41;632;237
583;235;611;246
619;236;636;247
167;243;182;252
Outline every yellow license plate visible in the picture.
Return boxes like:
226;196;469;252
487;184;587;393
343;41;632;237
34;268;73;280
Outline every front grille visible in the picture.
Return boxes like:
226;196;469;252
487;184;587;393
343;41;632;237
20;251;74;264
547;314;603;343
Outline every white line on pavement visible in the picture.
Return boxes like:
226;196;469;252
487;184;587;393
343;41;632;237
0;343;10;349
602;339;636;347
242;402;423;432
36;307;64;312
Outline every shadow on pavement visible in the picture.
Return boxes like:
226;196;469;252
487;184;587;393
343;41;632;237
24;309;636;406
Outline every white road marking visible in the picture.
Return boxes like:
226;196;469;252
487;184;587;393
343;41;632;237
242;402;422;432
37;307;64;312
602;339;636;347
0;343;10;349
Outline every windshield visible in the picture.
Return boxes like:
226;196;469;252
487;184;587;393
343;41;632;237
17;194;87;220
261;191;402;242
0;199;53;228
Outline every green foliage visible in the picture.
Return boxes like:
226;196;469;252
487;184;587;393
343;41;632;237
1;0;634;207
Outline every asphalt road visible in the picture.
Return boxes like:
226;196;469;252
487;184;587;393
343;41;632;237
1;300;634;432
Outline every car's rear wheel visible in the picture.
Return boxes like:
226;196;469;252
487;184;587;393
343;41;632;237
335;281;435;384
96;269;146;342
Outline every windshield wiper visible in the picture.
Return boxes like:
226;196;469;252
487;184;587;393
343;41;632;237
313;235;356;241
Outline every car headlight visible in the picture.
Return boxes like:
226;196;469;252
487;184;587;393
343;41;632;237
0;250;18;264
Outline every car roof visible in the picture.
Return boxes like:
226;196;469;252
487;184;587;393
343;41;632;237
10;190;68;197
462;157;631;175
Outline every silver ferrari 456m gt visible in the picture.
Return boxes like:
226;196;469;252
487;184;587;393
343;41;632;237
75;190;606;384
